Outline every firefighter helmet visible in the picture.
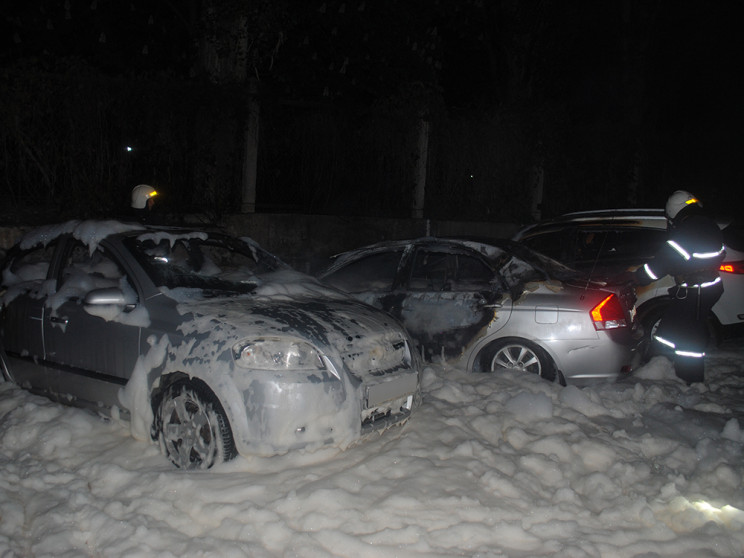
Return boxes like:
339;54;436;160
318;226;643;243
665;190;701;220
131;184;158;209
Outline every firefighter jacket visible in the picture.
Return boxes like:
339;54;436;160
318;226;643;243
636;213;725;290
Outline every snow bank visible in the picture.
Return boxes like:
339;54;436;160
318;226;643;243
2;341;743;557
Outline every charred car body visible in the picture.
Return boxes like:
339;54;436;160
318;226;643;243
0;220;421;469
318;238;641;385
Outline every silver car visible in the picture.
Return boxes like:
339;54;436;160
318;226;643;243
318;238;642;385
0;220;421;469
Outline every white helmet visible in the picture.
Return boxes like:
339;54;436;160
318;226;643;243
131;184;158;209
665;190;701;220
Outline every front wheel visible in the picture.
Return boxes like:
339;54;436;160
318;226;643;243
157;381;236;470
478;338;557;383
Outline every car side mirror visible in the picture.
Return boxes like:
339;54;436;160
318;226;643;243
84;287;128;306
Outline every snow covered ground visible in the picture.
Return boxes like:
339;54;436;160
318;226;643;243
2;338;743;557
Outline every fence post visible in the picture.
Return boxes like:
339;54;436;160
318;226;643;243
412;116;430;219
241;78;260;213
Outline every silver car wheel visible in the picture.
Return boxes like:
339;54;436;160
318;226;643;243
483;338;557;382
158;383;234;470
491;343;542;375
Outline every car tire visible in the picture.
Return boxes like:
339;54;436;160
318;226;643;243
157;381;236;470
477;338;557;383
639;300;720;362
639;301;669;362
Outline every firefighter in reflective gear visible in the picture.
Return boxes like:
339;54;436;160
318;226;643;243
635;190;725;383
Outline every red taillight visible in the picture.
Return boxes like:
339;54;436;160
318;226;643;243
591;293;628;330
720;261;744;274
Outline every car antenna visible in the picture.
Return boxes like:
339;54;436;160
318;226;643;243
583;209;616;291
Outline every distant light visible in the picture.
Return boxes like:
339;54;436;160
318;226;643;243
125;146;134;152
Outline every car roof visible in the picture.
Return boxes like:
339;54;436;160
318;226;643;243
530;208;667;226
514;208;737;240
513;209;668;239
15;220;230;249
324;237;520;274
331;236;516;259
553;208;665;220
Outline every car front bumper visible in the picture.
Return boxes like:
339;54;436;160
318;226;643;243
230;367;420;457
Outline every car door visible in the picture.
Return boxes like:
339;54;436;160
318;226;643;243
42;239;142;409
0;241;59;394
398;244;512;360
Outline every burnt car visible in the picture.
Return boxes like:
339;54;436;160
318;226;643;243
0;220;421;469
318;238;642;385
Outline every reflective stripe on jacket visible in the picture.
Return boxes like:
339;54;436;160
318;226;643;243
637;213;724;288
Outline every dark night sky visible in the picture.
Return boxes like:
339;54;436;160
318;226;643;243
2;0;743;216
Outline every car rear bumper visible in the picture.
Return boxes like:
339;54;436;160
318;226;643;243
547;328;643;386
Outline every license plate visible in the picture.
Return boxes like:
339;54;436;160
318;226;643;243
366;372;418;407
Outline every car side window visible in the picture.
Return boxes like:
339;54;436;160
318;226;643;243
323;250;403;293
615;229;667;260
574;228;666;266
454;253;494;288
573;230;611;264
410;249;492;291
57;241;136;303
521;231;570;264
3;243;55;285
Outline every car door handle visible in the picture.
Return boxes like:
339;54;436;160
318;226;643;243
49;316;69;325
475;295;502;309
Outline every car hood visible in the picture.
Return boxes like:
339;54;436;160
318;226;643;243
172;290;413;377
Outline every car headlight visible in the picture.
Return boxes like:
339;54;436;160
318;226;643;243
232;337;326;371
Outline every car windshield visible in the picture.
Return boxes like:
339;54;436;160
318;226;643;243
125;232;283;294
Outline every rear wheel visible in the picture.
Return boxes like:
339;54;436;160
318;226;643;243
478;338;557;383
157;381;236;470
